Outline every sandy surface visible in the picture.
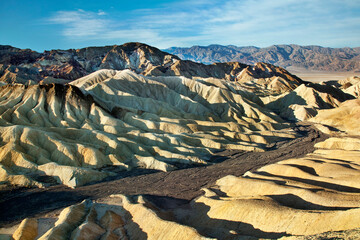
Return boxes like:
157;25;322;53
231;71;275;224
289;71;358;83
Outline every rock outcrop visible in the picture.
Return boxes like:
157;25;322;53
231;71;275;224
0;43;306;92
235;62;305;94
340;76;360;98
0;45;40;65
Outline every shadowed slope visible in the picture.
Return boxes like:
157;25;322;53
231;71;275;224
0;70;300;188
0;43;306;94
7;134;360;239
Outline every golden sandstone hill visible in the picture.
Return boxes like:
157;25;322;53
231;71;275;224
0;69;302;188
0;43;360;239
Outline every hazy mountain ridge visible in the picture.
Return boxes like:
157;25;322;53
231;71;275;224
165;44;360;72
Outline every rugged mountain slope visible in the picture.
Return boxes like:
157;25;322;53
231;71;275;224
0;43;306;92
0;45;40;65
0;43;180;82
338;76;360;98
0;46;351;189
165;44;360;71
235;62;305;94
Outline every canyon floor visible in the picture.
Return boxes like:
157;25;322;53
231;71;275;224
289;70;358;83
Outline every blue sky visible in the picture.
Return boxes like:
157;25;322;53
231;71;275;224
1;0;360;51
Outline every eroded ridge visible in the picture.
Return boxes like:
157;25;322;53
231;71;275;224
0;70;300;188
8;134;360;239
7;102;360;239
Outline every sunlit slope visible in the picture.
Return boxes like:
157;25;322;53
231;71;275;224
310;99;360;135
6;71;360;239
13;135;360;239
263;83;354;121
0;70;298;188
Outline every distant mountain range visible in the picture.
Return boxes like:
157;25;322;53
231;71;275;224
164;44;360;72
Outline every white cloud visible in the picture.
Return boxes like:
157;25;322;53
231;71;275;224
48;10;109;37
97;10;106;16
47;0;360;48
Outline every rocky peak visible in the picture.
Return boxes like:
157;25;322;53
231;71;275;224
241;62;303;83
0;45;40;65
0;43;305;93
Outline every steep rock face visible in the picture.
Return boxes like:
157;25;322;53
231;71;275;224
146;60;247;80
339;76;360;98
0;83;116;188
165;44;360;71
0;64;41;85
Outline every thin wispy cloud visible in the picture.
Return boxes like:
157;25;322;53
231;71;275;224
97;10;106;16
47;0;360;48
48;9;166;46
48;9;109;37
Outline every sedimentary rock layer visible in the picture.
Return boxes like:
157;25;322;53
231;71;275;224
9;134;360;239
0;69;301;188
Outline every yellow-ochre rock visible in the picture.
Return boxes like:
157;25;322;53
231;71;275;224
266;84;345;121
37;162;113;188
38;200;92;240
310;99;360;135
9;136;360;239
15;196;212;240
4;46;360;239
0;69;300;188
180;136;360;238
12;218;38;240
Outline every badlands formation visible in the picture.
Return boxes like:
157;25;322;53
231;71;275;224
0;43;360;239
